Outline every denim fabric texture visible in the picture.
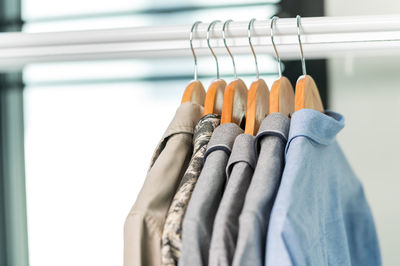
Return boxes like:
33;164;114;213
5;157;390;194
265;109;381;266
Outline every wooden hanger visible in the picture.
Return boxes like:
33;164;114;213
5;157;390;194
181;80;206;105
204;80;226;115
295;75;323;112
221;20;248;126
244;19;269;135
294;16;324;112
269;17;294;117
245;79;269;135
270;77;294;116
181;21;206;106
203;20;226;115
221;79;248;126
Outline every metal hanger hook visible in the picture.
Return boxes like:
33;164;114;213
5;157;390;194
270;16;282;78
248;18;259;80
207;20;221;80
222;19;237;79
190;21;202;81
296;15;307;76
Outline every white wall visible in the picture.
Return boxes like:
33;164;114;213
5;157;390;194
325;1;400;265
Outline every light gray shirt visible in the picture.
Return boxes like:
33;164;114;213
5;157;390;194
208;133;256;266
179;123;243;266
232;113;290;266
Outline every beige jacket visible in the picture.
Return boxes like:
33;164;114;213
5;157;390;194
124;102;203;266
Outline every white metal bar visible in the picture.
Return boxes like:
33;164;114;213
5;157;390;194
1;15;400;70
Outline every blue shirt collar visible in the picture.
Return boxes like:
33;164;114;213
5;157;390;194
287;109;345;147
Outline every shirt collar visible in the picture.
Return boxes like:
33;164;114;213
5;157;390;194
150;102;203;169
254;113;290;160
226;133;256;177
192;114;221;152
204;123;243;161
161;102;204;141
287;109;345;147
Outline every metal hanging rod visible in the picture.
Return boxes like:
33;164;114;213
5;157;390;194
1;15;400;70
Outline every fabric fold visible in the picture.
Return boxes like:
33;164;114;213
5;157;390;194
232;113;290;266
265;109;381;266
179;123;243;266
161;114;221;266
124;102;203;266
209;133;256;266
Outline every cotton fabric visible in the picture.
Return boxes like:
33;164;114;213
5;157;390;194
232;113;290;266
179;123;243;266
208;133;256;266
161;114;221;266
124;102;203;266
265;109;381;266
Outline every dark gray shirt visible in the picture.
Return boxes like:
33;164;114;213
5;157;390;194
179;123;243;266
208;133;256;266
232;113;290;266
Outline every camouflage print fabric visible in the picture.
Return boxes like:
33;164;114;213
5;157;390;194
161;114;221;266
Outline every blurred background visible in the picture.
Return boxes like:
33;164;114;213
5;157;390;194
0;0;399;265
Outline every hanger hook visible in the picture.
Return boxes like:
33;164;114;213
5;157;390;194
270;16;282;78
222;19;237;79
190;21;201;81
296;15;307;76
207;20;221;80
248;18;259;80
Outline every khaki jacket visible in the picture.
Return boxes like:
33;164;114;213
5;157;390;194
124;102;203;266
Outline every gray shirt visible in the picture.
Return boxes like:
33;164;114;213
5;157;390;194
179;123;243;266
232;113;290;266
208;133;256;266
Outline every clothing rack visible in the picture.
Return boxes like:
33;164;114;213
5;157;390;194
1;15;400;70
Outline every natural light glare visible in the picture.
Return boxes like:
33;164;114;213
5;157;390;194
23;6;277;32
22;0;146;20
24;81;185;266
22;0;277;21
23;57;279;85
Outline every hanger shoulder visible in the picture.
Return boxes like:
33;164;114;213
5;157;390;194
204;79;226;115
245;79;269;135
221;79;248;126
295;75;324;112
270;76;295;117
181;80;206;106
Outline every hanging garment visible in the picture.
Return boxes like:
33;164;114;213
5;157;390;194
123;102;203;266
208;133;256;266
161;114;221;266
265;109;381;266
179;123;243;266
232;113;290;266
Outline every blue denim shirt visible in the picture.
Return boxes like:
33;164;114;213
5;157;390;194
265;109;381;266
